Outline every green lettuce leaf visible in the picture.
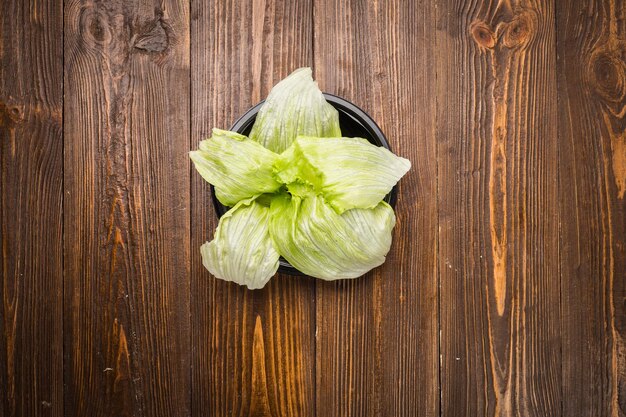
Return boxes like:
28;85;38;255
200;197;280;289
274;136;411;213
268;192;396;280
249;68;341;153
190;128;281;206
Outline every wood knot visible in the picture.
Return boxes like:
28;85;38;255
503;11;536;48
588;49;626;103
470;21;496;49
0;102;22;128
80;7;112;46
134;9;170;54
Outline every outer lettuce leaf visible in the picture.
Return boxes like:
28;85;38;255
249;68;341;153
275;136;411;213
190;128;281;206
200;197;279;289
268;193;396;280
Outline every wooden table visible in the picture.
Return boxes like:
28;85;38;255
2;0;625;416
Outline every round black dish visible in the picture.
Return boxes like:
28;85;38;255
211;93;397;275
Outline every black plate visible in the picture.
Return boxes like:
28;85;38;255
210;93;397;275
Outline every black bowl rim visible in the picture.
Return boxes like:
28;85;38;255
209;93;397;276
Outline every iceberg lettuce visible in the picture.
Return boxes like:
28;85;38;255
268;192;396;280
191;68;410;288
274;136;411;213
200;197;280;289
190;129;281;206
249;68;341;153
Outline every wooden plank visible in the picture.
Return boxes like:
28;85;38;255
0;0;64;416
190;1;316;415
63;0;190;415
436;0;560;415
557;0;626;415
313;1;439;415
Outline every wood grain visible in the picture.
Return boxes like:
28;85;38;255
63;0;190;415
3;0;625;415
436;0;561;415
313;0;439;415
0;0;63;416
557;0;626;415
190;1;316;415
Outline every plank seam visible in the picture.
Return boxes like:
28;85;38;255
553;0;564;415
62;0;66;415
311;0;317;416
188;0;193;415
434;1;442;415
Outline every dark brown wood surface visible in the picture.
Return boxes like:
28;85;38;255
63;0;190;415
190;1;316;415
313;0;439;415
437;1;561;415
1;0;64;416
1;0;625;416
557;0;626;415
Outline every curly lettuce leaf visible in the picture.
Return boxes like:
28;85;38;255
190;128;281;206
249;68;341;153
274;136;411;213
268;193;396;280
200;197;279;289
